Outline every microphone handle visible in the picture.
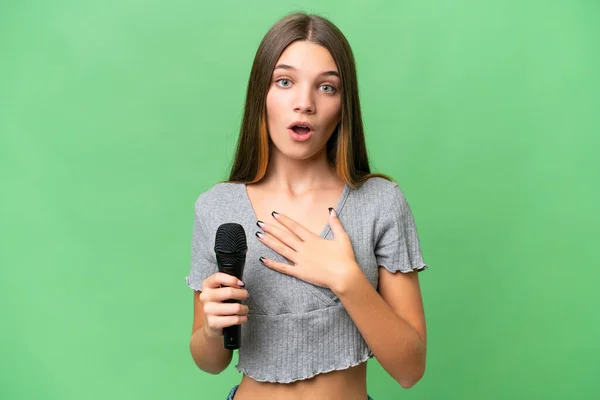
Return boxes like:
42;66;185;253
221;265;242;350
223;298;241;350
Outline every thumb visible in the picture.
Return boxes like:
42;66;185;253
328;207;347;239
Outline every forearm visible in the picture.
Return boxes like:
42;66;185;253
189;326;233;374
333;265;426;388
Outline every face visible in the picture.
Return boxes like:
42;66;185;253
265;40;342;161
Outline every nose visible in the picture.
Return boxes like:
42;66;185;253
293;84;315;114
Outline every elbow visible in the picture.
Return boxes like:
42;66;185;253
398;367;425;389
396;341;426;389
398;375;423;389
188;333;232;375
200;365;227;375
190;353;230;375
397;362;425;389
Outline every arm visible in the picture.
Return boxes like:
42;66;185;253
333;266;427;389
189;290;233;374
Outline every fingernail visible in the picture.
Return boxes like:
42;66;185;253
238;280;244;286
259;257;266;264
255;231;264;239
328;207;336;217
256;220;265;228
271;211;279;218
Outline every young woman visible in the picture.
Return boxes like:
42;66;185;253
186;12;429;400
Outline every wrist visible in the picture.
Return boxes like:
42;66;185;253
201;325;222;341
332;261;363;297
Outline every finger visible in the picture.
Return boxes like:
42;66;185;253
206;315;248;330
202;272;244;290
256;231;297;263
257;220;303;250
204;302;249;317
201;287;249;303
271;211;316;242
260;257;296;278
328;207;348;239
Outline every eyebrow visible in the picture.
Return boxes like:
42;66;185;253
273;64;340;78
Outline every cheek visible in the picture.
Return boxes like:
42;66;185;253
265;91;275;118
266;88;285;118
323;99;342;124
266;92;288;139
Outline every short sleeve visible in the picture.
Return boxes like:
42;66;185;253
185;196;218;291
374;184;428;274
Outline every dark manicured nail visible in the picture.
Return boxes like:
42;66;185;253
271;211;279;218
259;257;266;263
256;220;265;228
255;231;264;239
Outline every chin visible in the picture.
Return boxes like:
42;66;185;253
268;131;329;161
272;144;321;161
282;148;319;160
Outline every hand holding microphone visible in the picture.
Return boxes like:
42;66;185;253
199;222;249;349
199;272;249;341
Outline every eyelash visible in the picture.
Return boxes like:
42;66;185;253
274;77;338;94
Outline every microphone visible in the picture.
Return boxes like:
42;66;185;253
214;223;248;350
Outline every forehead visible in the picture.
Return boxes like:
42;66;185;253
274;41;338;74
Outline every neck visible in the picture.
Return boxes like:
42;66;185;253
261;147;340;194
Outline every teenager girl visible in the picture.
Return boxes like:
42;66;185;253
186;12;429;400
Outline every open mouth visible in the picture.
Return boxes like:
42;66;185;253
291;125;311;134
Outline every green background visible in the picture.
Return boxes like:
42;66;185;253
1;0;599;399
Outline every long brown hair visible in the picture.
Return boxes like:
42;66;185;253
224;12;393;189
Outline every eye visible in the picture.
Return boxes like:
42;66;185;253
320;84;337;94
275;78;292;88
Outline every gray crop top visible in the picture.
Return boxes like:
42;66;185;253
185;176;428;383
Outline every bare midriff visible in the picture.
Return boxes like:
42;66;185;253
232;362;369;400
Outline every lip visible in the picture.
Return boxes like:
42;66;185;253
288;128;313;142
287;120;315;131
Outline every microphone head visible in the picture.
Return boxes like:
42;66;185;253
215;223;248;265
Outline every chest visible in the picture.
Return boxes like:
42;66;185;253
245;184;344;237
236;184;380;315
